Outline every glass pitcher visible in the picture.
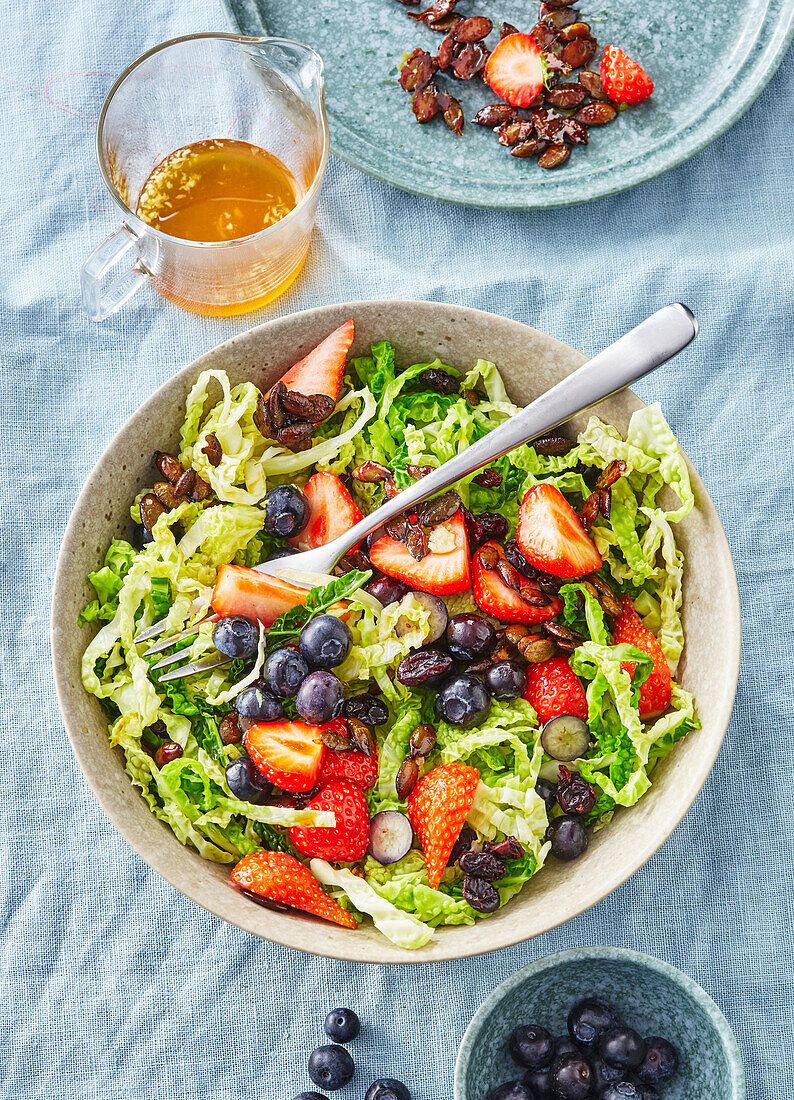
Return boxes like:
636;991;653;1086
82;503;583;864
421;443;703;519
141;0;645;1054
81;34;328;320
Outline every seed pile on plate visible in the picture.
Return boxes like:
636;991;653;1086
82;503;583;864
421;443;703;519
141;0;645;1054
396;0;654;170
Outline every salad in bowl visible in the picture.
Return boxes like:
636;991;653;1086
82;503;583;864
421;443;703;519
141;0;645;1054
80;319;698;950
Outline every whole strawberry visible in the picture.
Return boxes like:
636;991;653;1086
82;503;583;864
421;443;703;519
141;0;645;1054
290;779;370;862
612;596;671;718
230;850;357;928
600;45;654;106
407;762;479;888
523;656;588;725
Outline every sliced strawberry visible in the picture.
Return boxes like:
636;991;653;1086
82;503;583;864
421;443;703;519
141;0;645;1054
266;319;354;402
244;721;325;793
211;564;310;624
318;720;379;791
517;484;602;579
523;656;588;725
407;762;479;889
600;45;653;106
290;472;363;552
231;850;357;928
485;32;545;108
370;510;471;596
612;596;671;718
290;779;370;862
472;541;564;624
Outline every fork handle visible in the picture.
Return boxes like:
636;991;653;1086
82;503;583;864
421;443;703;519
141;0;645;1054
299;304;696;565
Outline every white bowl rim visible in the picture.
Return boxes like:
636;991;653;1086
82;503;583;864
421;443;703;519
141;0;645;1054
453;945;746;1100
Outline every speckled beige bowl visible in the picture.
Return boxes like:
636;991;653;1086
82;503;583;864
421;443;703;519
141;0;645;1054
52;301;740;963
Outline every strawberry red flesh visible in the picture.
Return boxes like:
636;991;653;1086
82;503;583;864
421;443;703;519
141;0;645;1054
211;564;312;625
407;762;479;889
612;596;671;718
265;319;354;402
600;45;654;106
290;779;370;862
370;510;471;596
485;33;545;108
318;721;379;791
517;484;602;578
523;656;588;725
243;720;325;793
290;471;363;552
231;850;357;928
472;540;564;624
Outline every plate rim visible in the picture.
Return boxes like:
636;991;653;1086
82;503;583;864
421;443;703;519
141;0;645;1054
52;299;741;963
223;0;794;208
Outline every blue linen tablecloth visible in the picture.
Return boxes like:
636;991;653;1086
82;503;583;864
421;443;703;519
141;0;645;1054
2;0;792;1096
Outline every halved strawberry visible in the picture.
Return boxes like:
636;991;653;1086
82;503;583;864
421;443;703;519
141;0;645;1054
290;779;370;862
517;484;602;579
369;510;471;596
612;596;671;718
472;541;564;624
266;319;354;402
523;656;588;724
318;720;379;791
231;850;357;928
407;762;480;889
600;45;654;106
290;472;363;552
485;32;545;108
211;564;310;625
244;721;325;793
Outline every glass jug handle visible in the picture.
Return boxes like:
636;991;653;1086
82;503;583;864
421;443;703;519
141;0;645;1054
80;224;154;321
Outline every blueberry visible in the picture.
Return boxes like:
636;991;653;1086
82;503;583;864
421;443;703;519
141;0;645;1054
364;575;410;606
591;1057;623;1090
293;1094;329;1100
599;1027;646;1071
509;1024;554;1069
546;816;588;861
635;1037;678;1084
324;1007;360;1043
299;615;353;669
296;670;345;724
553;1036;580;1059
364;1080;411;1100
636;1086;659;1100
484;660;528;699
343;693;389;727
266;546;299;561
600;1084;642;1100
263;647;309;697
436;674;491;728
263;483;309;539
307;1045;355;1091
446;612;495;660
567;998;621;1051
487;1083;533;1100
235;683;284;721
212;616;259;659
225;756;272;804
535;778;557;812
522;1066;553;1098
549;1052;594;1100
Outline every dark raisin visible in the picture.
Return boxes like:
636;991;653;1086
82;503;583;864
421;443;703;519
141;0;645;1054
385;513;410;542
504;538;534;577
419;366;460;394
483;836;525;861
463;876;501;913
453;15;492;41
395;649;454;687
473;104;518;127
344;693;389;727
459;850;506;881
474;511;508;546
546;82;588;109
538;143;570;169
448;825;476;865
461;506;484;548
406;525;430;560
417;490;461;527
473;469;502;488
556;765;597;815
576;100;618;125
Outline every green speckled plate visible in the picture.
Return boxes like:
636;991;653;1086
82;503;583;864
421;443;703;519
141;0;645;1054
223;0;794;208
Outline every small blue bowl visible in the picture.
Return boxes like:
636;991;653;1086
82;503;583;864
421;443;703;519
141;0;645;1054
454;947;744;1100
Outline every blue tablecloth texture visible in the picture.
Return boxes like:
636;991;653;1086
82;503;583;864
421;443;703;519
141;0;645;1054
2;0;793;1096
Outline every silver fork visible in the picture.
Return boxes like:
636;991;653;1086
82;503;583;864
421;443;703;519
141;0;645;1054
139;304;697;681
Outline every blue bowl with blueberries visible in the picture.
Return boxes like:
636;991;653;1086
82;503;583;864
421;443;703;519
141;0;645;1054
454;947;744;1100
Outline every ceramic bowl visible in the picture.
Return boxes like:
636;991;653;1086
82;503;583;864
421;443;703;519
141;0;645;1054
454;947;745;1099
51;300;740;962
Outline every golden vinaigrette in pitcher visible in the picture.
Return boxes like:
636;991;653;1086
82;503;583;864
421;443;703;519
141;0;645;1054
134;138;306;316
